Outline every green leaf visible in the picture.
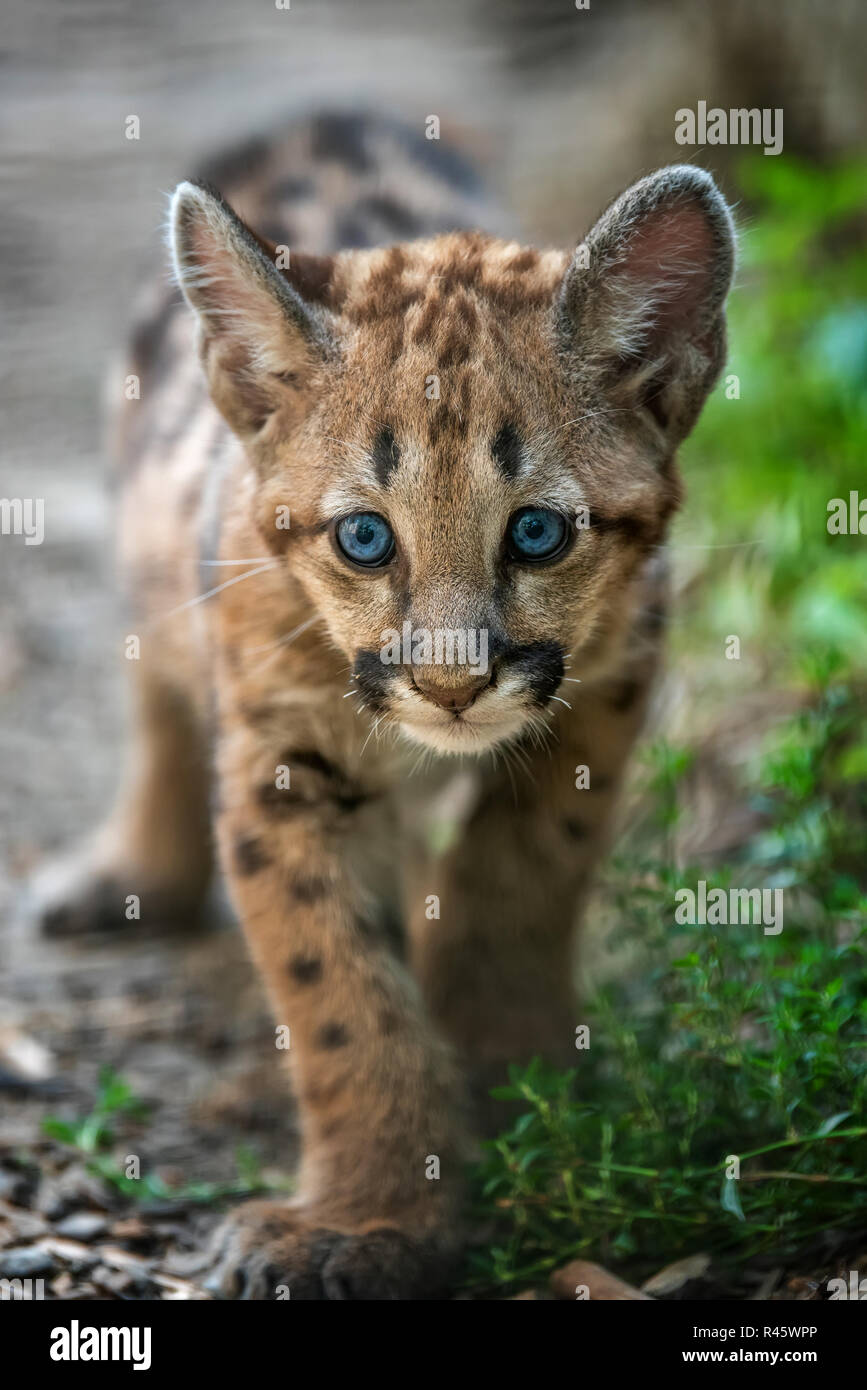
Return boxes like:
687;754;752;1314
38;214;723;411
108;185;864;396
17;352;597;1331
720;1177;746;1223
817;1111;853;1136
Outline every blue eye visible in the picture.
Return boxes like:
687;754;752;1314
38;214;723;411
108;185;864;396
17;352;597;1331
507;507;568;561
336;512;395;567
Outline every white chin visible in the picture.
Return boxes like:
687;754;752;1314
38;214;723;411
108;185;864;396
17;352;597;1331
397;711;528;756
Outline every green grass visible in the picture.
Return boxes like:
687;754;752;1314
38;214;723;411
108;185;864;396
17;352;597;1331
468;691;867;1290
467;157;867;1293
38;158;867;1295
42;1066;285;1206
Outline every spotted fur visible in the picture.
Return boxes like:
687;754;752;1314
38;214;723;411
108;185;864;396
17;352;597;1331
46;110;734;1299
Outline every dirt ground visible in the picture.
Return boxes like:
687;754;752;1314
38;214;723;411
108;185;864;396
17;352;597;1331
1;0;864;1298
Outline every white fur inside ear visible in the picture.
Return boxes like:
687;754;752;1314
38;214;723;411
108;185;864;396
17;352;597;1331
560;166;736;442
166;179;328;380
168;181;228;313
164;181;332;439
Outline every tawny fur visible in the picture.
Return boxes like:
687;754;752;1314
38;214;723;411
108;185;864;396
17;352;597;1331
44;111;734;1299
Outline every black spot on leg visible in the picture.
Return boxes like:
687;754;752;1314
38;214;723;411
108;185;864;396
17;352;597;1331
371;426;400;488
288;954;323;984
491;422;523;480
353;907;406;960
260;748;372;817
290;876;329;904
233;834;271;876
316;1021;350;1050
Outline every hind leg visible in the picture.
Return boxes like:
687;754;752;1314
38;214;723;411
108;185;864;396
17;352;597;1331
36;664;213;936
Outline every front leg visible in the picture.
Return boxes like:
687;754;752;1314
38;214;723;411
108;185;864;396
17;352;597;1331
208;719;466;1300
409;676;653;1133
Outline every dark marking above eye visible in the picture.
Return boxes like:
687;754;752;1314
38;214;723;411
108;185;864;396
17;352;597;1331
372;427;400;486
491;423;523;480
588;510;648;544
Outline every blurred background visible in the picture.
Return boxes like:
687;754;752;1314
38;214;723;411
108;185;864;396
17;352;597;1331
0;0;865;1296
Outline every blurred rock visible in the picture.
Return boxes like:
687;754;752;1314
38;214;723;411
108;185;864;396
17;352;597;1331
642;1252;711;1296
0;1245;57;1278
55;1211;109;1241
550;1259;652;1301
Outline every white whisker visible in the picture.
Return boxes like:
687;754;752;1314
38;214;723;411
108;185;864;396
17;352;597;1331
243;615;322;656
153;561;279;623
360;716;384;756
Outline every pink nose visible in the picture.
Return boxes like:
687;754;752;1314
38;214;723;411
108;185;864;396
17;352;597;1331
412;671;490;712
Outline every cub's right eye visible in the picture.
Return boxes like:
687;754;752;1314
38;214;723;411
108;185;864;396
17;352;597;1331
335;512;395;567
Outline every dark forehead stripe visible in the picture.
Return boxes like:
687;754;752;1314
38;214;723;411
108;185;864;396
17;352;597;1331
372;427;401;486
491;422;523;480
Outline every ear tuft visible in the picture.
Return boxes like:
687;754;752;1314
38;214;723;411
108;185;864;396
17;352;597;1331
559;165;736;444
168;180;332;439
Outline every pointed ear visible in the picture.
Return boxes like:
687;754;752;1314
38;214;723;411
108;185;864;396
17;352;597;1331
557;166;735;445
169;181;334;440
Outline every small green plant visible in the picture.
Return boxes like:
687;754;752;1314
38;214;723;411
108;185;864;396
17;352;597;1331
467;155;867;1296
42;1067;286;1205
42;1067;148;1155
468;683;866;1292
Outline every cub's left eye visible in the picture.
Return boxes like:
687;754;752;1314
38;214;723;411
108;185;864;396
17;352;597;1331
506;507;569;562
336;512;395;567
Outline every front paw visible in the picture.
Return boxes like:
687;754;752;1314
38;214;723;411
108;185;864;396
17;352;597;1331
203;1200;458;1300
31;852;202;938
